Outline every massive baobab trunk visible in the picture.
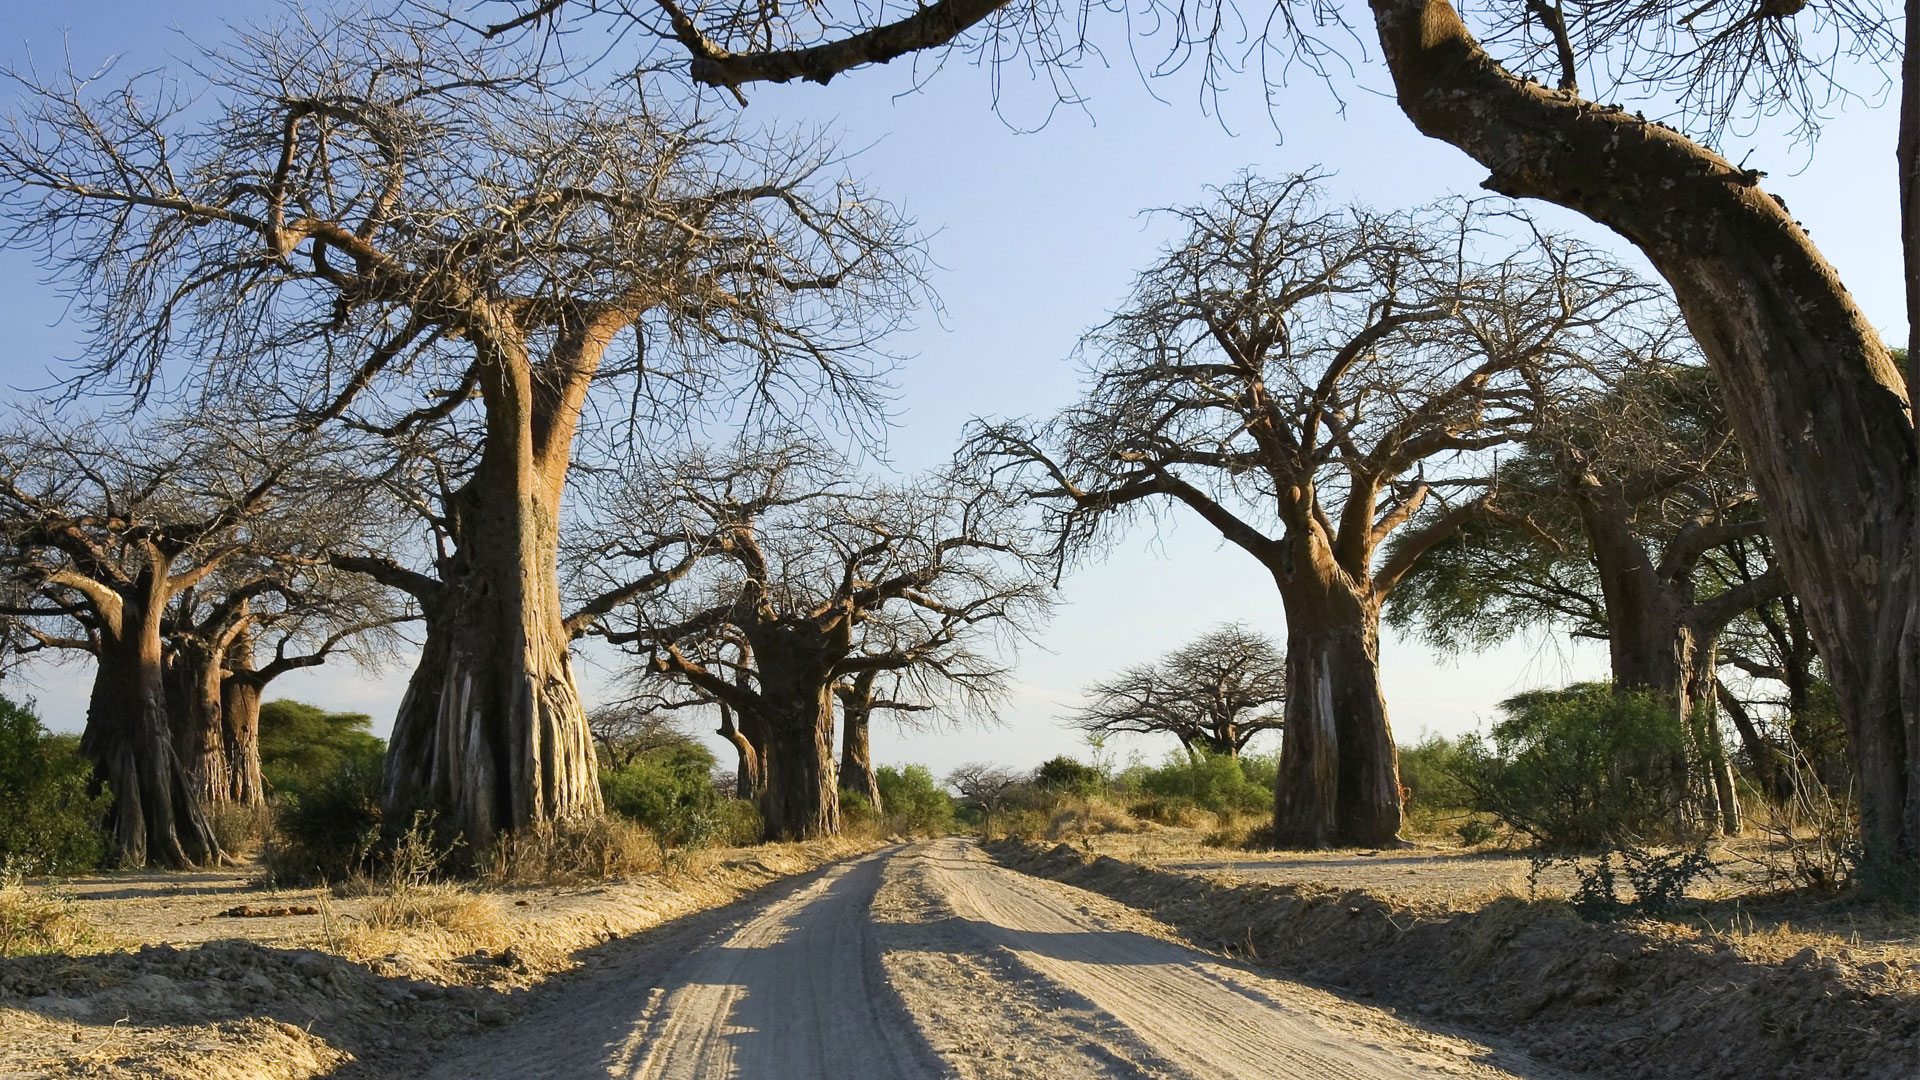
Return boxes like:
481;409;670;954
1368;0;1917;890
384;341;604;848
219;635;266;807
759;683;840;841
166;640;231;806
82;589;221;869
1272;551;1402;848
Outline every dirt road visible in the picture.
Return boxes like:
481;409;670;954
415;838;1554;1079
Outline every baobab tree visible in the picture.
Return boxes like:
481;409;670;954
1065;623;1285;759
1390;361;1784;833
573;437;1047;839
0;414;359;867
164;565;403;808
486;0;1920;896
0;17;925;849
972;177;1656;847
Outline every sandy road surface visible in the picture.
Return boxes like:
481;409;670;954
417;839;1557;1080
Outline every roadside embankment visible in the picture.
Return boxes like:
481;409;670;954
0;838;877;1079
990;840;1920;1080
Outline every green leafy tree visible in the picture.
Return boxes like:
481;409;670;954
875;765;955;835
0;696;110;875
258;701;385;800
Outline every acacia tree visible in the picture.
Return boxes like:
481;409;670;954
0;19;924;849
485;0;1919;895
574;437;1046;839
1391;362;1784;832
1065;623;1285;759
972;176;1651;847
0;416;355;867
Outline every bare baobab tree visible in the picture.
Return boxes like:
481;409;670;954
1065;623;1285;759
478;0;1920;897
0;414;367;867
572;436;1047;839
164;565;404;808
0;17;926;850
971;175;1658;848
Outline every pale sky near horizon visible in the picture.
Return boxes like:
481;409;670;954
0;1;1904;777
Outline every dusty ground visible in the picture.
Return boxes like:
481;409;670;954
0;838;874;1079
995;833;1920;1080
416;838;1558;1079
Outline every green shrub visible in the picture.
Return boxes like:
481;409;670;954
1033;755;1103;797
264;747;384;884
1456;683;1689;850
840;787;879;836
0;696;109;876
1122;750;1271;816
600;738;725;848
259;700;385;800
875;764;955;835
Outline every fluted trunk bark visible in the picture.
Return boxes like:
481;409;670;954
220;645;266;808
167;640;231;806
1369;0;1916;894
83;593;221;868
759;683;839;841
718;702;765;801
1272;564;1402;848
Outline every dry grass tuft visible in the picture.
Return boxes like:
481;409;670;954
340;883;512;960
1047;798;1146;842
208;802;272;858
484;817;663;886
0;872;93;957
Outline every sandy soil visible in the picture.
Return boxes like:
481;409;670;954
418;839;1556;1079
994;838;1920;1080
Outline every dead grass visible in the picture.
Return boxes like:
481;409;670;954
207;802;273;859
482;817;664;886
0;873;94;957
337;883;513;961
1045;797;1146;842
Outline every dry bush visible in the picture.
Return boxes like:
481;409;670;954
208;801;272;858
1744;764;1860;894
484;817;663;886
1046;798;1146;843
341;884;513;960
0;871;92;957
986;809;1049;841
1127;798;1215;829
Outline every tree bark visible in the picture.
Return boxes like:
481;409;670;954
1272;563;1403;848
220;635;266;807
1369;0;1917;893
82;585;221;868
838;696;883;814
381;331;606;852
758;684;839;841
166;639;231;807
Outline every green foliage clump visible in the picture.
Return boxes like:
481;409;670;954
1033;755;1103;797
259;700;384;800
875;764;956;835
1456;683;1688;850
264;743;385;884
599;737;727;847
0;696;109;876
1118;750;1272;816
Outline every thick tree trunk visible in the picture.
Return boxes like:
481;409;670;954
838;699;883;814
82;608;221;869
220;647;266;807
383;459;601;850
1369;0;1918;894
758;685;839;841
166;640;231;806
1272;575;1402;848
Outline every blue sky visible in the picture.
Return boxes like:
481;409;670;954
1;2;1904;775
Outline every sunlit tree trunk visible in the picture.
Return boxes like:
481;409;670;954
167;639;233;806
1271;540;1402;849
754;648;840;841
838;693;883;814
219;632;266;807
383;333;604;850
82;572;221;869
